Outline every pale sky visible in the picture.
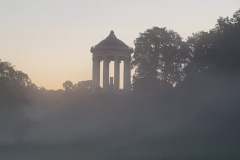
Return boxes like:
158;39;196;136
1;0;240;89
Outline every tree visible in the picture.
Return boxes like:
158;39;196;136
62;80;74;91
62;80;92;92
184;31;213;78
185;8;240;80
0;60;34;144
132;27;189;91
211;9;240;72
74;80;92;92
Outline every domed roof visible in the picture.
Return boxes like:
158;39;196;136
91;31;133;53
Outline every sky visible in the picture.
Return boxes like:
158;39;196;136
0;0;240;90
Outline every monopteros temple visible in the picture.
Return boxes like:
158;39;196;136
91;31;133;91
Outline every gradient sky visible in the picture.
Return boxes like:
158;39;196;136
1;0;240;89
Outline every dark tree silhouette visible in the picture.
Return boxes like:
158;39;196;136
0;60;34;144
62;80;74;91
184;31;213;78
211;9;240;72
185;9;240;80
62;80;92;92
74;80;92;92
131;27;189;91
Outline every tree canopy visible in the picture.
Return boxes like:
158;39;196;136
185;9;240;80
132;9;240;90
131;27;189;91
0;60;35;143
62;80;92;92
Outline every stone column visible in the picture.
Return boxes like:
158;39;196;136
114;57;120;90
95;57;101;89
103;57;110;90
92;56;101;90
123;57;131;91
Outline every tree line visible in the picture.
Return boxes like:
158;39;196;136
0;9;240;143
132;9;240;91
0;60;36;143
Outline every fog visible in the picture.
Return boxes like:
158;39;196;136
1;73;240;160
